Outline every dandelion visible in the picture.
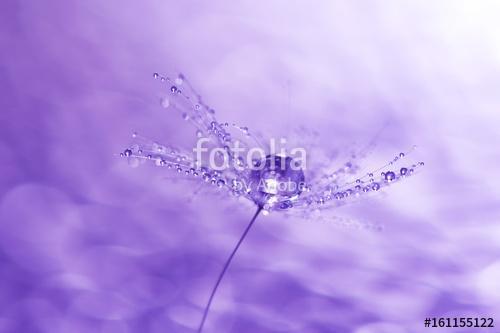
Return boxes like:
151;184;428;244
121;72;424;332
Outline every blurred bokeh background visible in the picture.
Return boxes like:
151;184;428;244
1;0;500;332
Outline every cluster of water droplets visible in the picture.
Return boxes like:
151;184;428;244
292;148;424;211
121;73;275;203
121;72;424;215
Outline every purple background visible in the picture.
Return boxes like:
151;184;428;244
2;1;500;332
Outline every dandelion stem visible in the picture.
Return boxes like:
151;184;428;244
197;206;262;333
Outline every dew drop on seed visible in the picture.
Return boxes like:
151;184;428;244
385;171;396;181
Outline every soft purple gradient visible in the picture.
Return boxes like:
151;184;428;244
2;1;500;332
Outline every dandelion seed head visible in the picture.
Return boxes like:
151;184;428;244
121;71;424;216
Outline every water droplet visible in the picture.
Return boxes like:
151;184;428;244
356;179;361;184
368;173;373;177
385;171;396;181
153;72;159;79
216;179;226;187
124;149;132;157
195;104;201;110
418;162;425;166
399;152;405;158
372;183;380;191
279;201;293;209
170;86;178;93
400;167;408;175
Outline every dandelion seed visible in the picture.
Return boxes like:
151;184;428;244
121;72;424;333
